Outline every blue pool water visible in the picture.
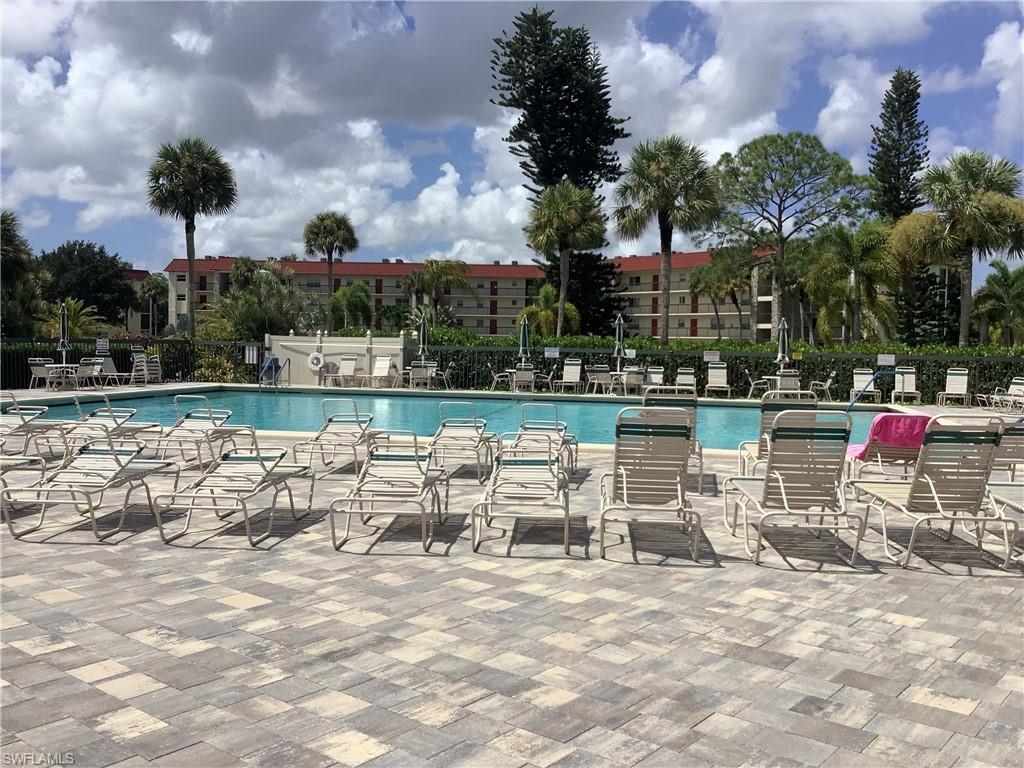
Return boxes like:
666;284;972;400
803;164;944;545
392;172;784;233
45;391;878;449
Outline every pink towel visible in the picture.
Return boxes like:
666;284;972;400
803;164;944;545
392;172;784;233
846;413;930;461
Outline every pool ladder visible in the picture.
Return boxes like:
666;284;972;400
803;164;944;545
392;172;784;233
258;357;290;392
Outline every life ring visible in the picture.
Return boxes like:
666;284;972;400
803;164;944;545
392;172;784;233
307;352;325;372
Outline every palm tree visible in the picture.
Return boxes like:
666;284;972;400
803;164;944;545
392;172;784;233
524;181;606;336
916;150;1023;346
807;221;897;342
139;274;169;335
689;264;731;340
614;136;719;343
42;298;103;338
331;281;373;329
401;271;429;314
517;283;580;336
422;259;472;324
377;304;409;331
147;138;238;337
974;261;1024;346
303;211;359;334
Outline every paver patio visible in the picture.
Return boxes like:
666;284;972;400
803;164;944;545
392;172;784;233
2;444;1021;768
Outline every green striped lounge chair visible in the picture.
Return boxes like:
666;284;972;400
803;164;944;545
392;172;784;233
992;418;1024;482
849;369;880;403
329;431;449;552
599;407;701;560
293;399;373;477
153;442;314;548
936;368;970;407
428;402;495;484
36;393;160;457
472;431;570;554
849;416;1017;569
0;392;51;454
723;410;862;565
140;394;250;468
705;362;731;398
2;432;179;540
738;390;818;475
518;403;578;474
642;387;704;493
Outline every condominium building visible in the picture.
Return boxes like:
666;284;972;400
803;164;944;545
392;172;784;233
164;251;772;340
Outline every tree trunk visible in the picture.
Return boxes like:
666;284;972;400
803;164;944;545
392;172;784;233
748;267;759;343
851;270;862;342
729;291;743;341
556;248;569;337
770;245;785;338
958;246;973;347
712;300;722;340
326;251;334;334
658;213;672;345
185;218;197;338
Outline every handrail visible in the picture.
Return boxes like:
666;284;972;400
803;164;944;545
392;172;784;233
258;356;290;392
847;370;896;411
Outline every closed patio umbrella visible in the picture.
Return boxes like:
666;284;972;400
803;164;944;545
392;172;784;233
613;313;625;372
417;311;428;362
775;317;790;370
57;302;71;365
518;315;530;364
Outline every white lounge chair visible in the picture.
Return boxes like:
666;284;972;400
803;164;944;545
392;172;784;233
738;390;818;475
74;358;106;389
976;377;1023;410
552;359;583;393
324;353;360;387
0;392;51;454
512;363;536;393
429;402;495;483
471;432;571;554
936;368;969;407
35;394;161;458
643;366;665;389
518;403;578;474
586;365;613;394
599;407;701;560
0;439;47;494
849;369;880;403
616;367;644;396
705;362;731;398
723;410;863;565
675;367;697;391
140;395;251;468
991;378;1024;414
745;368;770;400
407;360;435;389
849;416;1017;568
776;369;801;393
361;355;398;388
27;358;54;390
103;354;148;387
2;433;179;540
153;443;314;547
992;417;1024;482
809;370;837;401
329;431;450;552
292;399;373;476
845;413;930;483
488;363;512;391
891;366;921;404
642;387;704;493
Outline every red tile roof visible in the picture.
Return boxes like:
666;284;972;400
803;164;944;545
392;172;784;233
163;257;544;279
123;268;151;281
612;251;712;272
163;251;723;278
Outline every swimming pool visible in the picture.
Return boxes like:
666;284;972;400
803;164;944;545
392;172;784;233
45;390;880;449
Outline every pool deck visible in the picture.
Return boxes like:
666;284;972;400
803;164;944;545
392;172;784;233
1;438;1021;768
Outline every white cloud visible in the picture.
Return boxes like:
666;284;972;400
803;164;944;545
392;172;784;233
816;55;891;167
20;206;52;230
0;0;74;56
979;21;1023;150
171;27;212;55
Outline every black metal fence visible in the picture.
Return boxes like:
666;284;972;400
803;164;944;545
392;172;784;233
426;344;1023;403
0;338;265;389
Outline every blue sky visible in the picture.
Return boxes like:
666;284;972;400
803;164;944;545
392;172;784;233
2;1;1021;280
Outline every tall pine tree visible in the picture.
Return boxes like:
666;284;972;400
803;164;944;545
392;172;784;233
537;250;626;336
868;67;928;220
491;8;630;194
868;67;929;343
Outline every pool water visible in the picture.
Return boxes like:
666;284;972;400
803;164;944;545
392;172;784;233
46;391;878;449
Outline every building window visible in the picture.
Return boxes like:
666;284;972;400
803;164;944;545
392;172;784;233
477;302;483;309
678;318;685;327
477;283;484;289
176;293;186;301
511;300;516;306
456;300;463;307
678;296;685;304
199;294;208;305
476;319;483;327
456;319;463;327
628;276;641;286
395;280;402;288
512;281;517;286
308;280;321;288
176;275;186;282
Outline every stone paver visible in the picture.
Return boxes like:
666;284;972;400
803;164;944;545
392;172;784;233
1;438;1021;767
